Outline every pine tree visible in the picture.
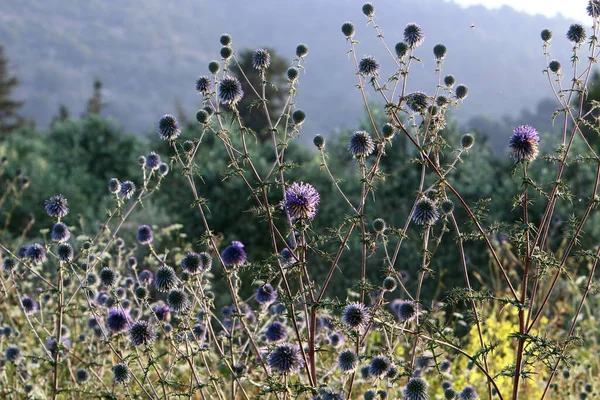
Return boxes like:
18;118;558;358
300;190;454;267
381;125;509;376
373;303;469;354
83;78;105;117
0;45;24;136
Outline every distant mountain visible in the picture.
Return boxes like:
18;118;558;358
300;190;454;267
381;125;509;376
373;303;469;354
0;0;581;147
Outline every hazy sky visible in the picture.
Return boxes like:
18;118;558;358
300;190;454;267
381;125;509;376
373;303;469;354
448;0;589;22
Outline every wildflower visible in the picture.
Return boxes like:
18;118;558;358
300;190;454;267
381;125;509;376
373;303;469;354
541;29;552;42
588;0;600;17
181;252;202;274
445;388;458;399
255;283;277;304
382;277;397;291
51;222;70;243
459;386;478;400
129;320;156;346
287;67;299;81
108;178;121;194
136;225;153;245
3;258;16;272
369;355;391;377
406;92;429;113
341;22;355;38
566;24;586;44
412;198;439;225
395;42;409;58
382;123;395;139
220;46;232;59
99;267;117;287
106;308;129;333
158;163;169;176
440;199;455;215
404;23;425;47
433;44;447;60
112;363;131;384
296;43;309;58
145;152;161;170
191;323;206;341
167;289;190;312
280;248;294;264
461;133;474;149
220;33;232;46
292;109;306;125
139;269;153;285
252;48;271;69
548;60;561;73
198;252;213;272
264;321;288;342
386;365;398;379
284;182;320;221
118;181;136;199
268;343;305;374
134;286;148;299
372;218;386;233
152;303;171;321
404;377;429;400
218;76;244;105
440;360;452;373
364;390;376;400
509;125;540;162
195;76;212;94
338;350;358;373
44;194;69;218
392;300;417;322
455;85;468;100
25;243;46;264
221;241;247;267
21;296;39;315
358;56;380;76
4;345;20;362
444;75;456;87
329;332;345;348
196;109;210;124
137;155;145;166
342;302;370;329
157;114;181;141
208;60;220;74
362;2;374;16
57;243;73;261
154;265;178;292
75;368;90;383
349;130;375;158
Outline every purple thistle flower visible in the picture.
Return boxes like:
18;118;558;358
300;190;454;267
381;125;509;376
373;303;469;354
221;241;247;267
391;299;417;322
118;181;136;199
106;308;130;333
196;75;213;94
264;321;288;342
252;48;271;69
139;269;153;285
284;182;320;221
21;296;39;315
51;222;70;243
255;283;277;304
129;320;156;347
191;323;207;341
25;243;46;264
158;114;181;141
152;303;171;322
44;194;69;218
342;302;370;329
145;152;161;170
267;343;305;374
136;225;154;245
509;125;540;162
218;76;244;105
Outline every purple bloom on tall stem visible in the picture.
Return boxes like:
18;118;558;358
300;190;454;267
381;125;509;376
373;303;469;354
509;125;539;162
267;343;305;374
136;225;153;245
221;241;247;267
284;182;320;221
255;283;277;304
25;243;46;264
106;308;130;333
44;194;69;218
21;296;39;315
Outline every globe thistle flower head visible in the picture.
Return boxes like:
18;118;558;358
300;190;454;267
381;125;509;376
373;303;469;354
57;243;73;261
221;241;247;267
145;152;161;170
566;24;586;44
255;283;277;304
44;194;69;219
139;269;153;285
134;286;148;299
137;155;145;166
136;225;153;245
284;182;320;221
112;363;131;384
338;349;358;373
433;44;447;60
342;302;370;329
220;46;233;59
392;300;417;322
198;252;213;272
362;2;375;16
329;332;345;348
404;23;425;47
440;360;452;373
99;267;117;287
4;345;20;362
386;365;398;379
73;368;90;384
154;265;178;292
404;377;429;400
296;43;309;58
51;222;70;243
218;75;244;105
406;92;429;113
25;243;46;264
287;67;299;81
292;109;306;125
264;321;288;342
549;60;561;73
541;29;552;42
440;199;455;215
369;355;391;377
158;162;169;176
395;42;409;58
108;178;120;194
349;130;375;158
372;218;386;233
364;389;376;400
382;123;395;139
342;22;355;38
129;320;156;346
412;198;439;225
167;289;190;312
208;60;220;74
313;134;326;150
118;181;136;199
436;96;449;107
588;0;600;17
267;343;305;374
445;388;458;400
158;114;181;141
180;252;202;274
192;323;206;341
358;56;380;76
196;109;210;124
219;33;232;46
382;276;397;291
461;133;475;149
459;386;478;400
252;48;271;69
3;257;17;272
441;381;453;390
106;308;129;333
444;75;456;87
195;75;212;94
21;296;39;315
509;125;540;162
152;303;171;321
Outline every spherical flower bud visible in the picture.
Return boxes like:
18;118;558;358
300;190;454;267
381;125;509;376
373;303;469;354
219;46;232;59
364;389;376;400
4;345;20;362
549;60;561;73
433;44;447;60
167;288;190;312
136;225;153;245
392;299;417;322
312;134;326;150
106;308;129;333
129;320;156;346
292;109;306;125
566;24;586;44
296;43;308;58
267;343;304;374
158;163;169;176
57;243;73;261
218;75;244;105
255;283;277;304
21;296;39;315
198;252;213;272
406;92;429;113
158;114;181;141
154;265;178;292
395;42;409;58
284;182;320;221
369;355;391;377
444;388;458;399
191;323;206;341
112;363;131;384
342;302;370;329
3;258;17;272
541;29;552;42
588;0;600;17
139;269;153;285
459;386;478;400
440;360;452;373
338;349;358;373
264;321;287;342
221;241;247;267
386;365;398;379
183;140;195;153
442;380;452;390
196;76;212;94
152;303;171;321
118;181;136;199
404;23;425;47
135;286;147;299
509;125;539;162
196;109;210;124
252;48;271;69
219;33;231;46
382;123;395;139
404;377;429;400
25;243;46;264
108;178;120;194
51;222;70;243
382;276;397;291
145;152;161;170
440;199;454;215
100;267;117;287
358;56;380;76
181;252;202;274
137;155;146;166
455;84;468;100
208;60;220;74
461;133;475;149
362;2;374;16
44;194;69;219
75;368;90;383
349;130;375;158
412;198;439;225
372;218;386;233
437;96;449;107
287;67;299;81
342;22;355;38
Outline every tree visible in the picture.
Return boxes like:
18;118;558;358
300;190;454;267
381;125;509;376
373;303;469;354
83;78;105;117
0;45;24;136
231;48;289;141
